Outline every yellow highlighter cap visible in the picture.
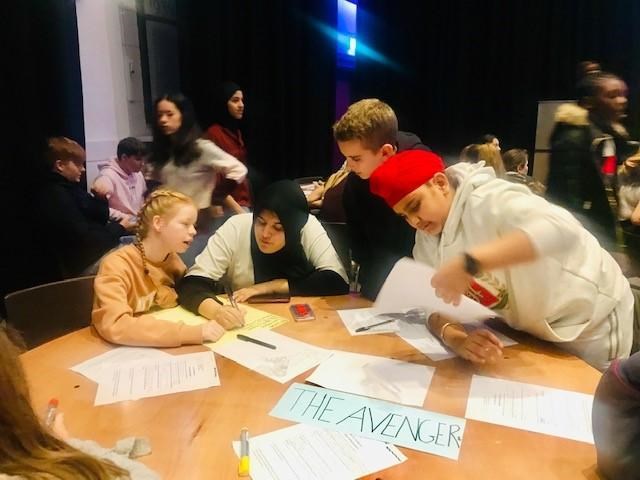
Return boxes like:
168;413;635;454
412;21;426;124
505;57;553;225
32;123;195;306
238;456;250;477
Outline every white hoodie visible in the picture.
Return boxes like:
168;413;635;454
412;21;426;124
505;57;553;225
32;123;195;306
413;162;633;369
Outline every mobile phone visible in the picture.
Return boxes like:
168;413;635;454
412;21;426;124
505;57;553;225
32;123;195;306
290;303;315;321
247;293;291;304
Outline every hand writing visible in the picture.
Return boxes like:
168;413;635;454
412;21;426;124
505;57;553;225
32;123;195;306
214;305;245;329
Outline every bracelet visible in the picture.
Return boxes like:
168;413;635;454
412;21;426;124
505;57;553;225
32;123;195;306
439;321;455;344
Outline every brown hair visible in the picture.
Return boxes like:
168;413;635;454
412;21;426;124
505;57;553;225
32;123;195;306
0;325;128;479
135;189;195;273
45;137;86;170
332;98;398;150
502;149;529;173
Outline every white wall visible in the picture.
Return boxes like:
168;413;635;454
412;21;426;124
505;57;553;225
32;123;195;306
533;100;574;184
76;0;149;188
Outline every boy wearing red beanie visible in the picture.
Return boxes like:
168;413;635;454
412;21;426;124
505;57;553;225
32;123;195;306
370;149;635;371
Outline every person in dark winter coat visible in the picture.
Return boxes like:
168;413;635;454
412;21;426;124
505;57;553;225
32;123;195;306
547;72;633;246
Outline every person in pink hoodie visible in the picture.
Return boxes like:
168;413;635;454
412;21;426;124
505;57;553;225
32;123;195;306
92;137;148;222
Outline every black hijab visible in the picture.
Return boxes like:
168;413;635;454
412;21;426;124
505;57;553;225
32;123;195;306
251;180;315;283
215;81;243;132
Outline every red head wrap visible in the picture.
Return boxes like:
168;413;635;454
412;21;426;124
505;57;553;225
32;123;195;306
369;150;446;207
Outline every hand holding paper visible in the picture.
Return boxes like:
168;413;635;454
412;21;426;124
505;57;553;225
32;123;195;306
430;255;474;306
375;258;495;324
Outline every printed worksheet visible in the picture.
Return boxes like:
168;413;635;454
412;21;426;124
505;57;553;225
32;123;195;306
70;347;172;383
465;375;594;443
232;424;406;480
94;351;220;405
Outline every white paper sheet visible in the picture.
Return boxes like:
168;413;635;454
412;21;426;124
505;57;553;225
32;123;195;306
70;347;172;383
375;258;496;323
340;307;515;361
337;308;400;335
397;318;517;361
94;351;220;406
231;423;406;480
465;375;594;444
211;328;332;383
306;350;434;407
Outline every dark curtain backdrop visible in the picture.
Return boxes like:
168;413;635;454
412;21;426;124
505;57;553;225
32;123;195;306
177;0;338;184
1;0;84;311
3;0;640;308
352;0;640;157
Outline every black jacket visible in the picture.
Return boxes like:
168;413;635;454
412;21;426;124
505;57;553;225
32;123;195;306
342;131;430;300
547;103;633;246
38;172;126;277
593;353;640;480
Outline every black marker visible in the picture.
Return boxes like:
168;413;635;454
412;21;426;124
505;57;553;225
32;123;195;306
237;334;277;350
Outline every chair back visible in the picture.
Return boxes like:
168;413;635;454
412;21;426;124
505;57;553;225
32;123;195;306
4;276;95;349
321;221;351;271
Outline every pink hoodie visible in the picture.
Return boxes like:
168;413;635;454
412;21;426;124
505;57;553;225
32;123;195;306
93;158;146;219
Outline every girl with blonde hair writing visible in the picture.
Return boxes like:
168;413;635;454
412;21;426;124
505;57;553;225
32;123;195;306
92;189;236;347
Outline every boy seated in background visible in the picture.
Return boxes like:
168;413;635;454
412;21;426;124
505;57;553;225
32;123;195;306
502;148;546;196
92;137;147;222
39;137;133;277
332;98;430;299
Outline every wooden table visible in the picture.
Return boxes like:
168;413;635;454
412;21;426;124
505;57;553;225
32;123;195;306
21;295;603;480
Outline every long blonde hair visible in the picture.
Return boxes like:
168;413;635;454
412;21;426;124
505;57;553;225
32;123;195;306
134;189;195;273
475;143;506;177
0;325;128;479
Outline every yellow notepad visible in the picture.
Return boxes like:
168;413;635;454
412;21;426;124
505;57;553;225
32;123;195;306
154;299;289;347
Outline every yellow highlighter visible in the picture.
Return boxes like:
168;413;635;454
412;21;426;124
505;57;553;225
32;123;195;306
238;427;250;477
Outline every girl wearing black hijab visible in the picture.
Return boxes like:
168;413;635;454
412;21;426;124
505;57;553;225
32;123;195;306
205;81;252;214
177;180;348;329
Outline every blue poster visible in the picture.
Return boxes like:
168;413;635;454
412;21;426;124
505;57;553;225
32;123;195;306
270;383;466;460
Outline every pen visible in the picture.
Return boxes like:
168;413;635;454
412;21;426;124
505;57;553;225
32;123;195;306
224;282;239;310
45;398;58;427
238;427;250;477
355;318;395;332
237;334;277;350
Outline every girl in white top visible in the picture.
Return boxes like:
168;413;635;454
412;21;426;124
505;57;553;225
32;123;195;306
178;180;348;328
149;93;247;210
369;149;634;371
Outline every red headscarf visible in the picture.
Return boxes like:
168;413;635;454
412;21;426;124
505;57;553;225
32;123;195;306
370;150;446;207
